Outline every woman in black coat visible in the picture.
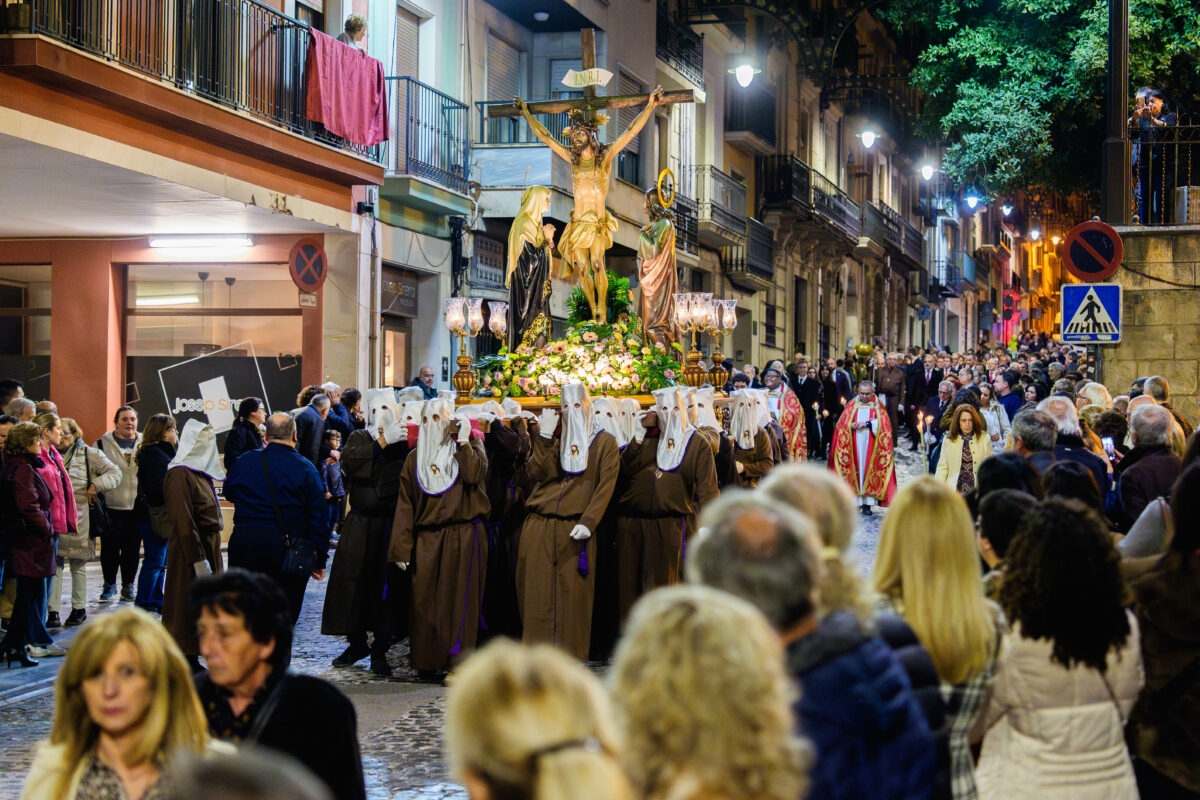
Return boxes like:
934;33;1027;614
818;365;843;461
223;397;265;473
0;422;56;667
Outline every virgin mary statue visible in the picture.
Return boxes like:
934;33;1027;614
506;185;555;352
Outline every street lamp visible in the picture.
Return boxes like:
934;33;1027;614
1030;227;1042;241
1001;203;1013;216
965;190;981;211
1051;235;1061;246
728;60;761;88
859;129;878;149
920;164;935;182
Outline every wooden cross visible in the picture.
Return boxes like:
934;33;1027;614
484;28;695;119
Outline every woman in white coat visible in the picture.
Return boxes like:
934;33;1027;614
974;498;1143;800
56;419;122;627
935;404;992;494
977;384;1011;454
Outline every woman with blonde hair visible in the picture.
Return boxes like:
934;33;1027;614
506;185;555;352
445;639;634;800
935;404;991;494
610;585;810;800
873;477;1002;800
22;607;214;800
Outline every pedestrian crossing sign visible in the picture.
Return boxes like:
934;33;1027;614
1061;283;1122;343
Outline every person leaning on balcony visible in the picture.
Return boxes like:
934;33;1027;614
336;14;367;52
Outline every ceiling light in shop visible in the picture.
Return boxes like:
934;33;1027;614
135;295;201;307
148;235;252;249
532;11;550;21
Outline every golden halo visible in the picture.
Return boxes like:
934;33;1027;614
657;168;676;208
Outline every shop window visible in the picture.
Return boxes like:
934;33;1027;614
0;264;52;398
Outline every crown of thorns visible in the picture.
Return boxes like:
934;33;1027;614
561;107;608;137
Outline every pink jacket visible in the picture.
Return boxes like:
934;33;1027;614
35;446;77;534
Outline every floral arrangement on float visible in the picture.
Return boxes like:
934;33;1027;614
475;276;683;399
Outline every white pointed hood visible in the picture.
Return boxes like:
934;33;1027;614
415;397;459;495
397;386;426;403
455;400;505;420
169;419;225;480
366;388;407;445
750;389;772;429
559;382;595;474
619;398;641;445
501;398;523;417
692;387;722;431
653;386;694;471
729;389;761;450
399;397;426;429
592;397;627;448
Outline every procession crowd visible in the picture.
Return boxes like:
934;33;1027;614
0;328;1198;800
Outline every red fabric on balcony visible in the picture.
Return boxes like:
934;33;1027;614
304;27;388;147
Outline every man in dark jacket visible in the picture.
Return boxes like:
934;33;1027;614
905;355;940;451
193;569;366;800
223;414;329;623
993;370;1024;423
1038;396;1111;498
688;494;943;800
1114;404;1181;531
1011;408;1059;475
922;381;953;473
294;395;331;468
409;365;438;400
320;382;357;440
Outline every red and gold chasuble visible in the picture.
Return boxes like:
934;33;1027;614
827;399;897;505
778;384;808;461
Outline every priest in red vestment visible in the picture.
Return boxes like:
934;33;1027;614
828;381;897;515
763;367;807;461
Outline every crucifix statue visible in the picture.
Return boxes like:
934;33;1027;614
487;29;695;324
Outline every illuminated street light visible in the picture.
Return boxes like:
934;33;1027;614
860;130;877;149
1051;235;1061;246
920;164;935;181
1030;227;1042;241
729;61;761;88
1001;204;1013;216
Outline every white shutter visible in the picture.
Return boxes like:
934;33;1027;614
394;6;419;78
617;71;643;155
487;32;522;100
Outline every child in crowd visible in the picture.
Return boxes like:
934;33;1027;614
321;429;345;542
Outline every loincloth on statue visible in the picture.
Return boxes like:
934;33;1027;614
558;210;618;280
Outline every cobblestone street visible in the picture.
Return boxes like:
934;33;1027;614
0;442;927;799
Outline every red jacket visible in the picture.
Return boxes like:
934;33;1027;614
36;445;76;534
1;451;57;578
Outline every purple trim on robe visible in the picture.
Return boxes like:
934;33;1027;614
577;543;589;576
448;518;484;657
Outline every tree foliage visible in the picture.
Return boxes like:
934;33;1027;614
882;0;1200;196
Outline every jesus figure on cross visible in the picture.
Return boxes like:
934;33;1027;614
513;88;664;323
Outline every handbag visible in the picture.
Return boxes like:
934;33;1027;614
84;449;112;540
258;451;317;578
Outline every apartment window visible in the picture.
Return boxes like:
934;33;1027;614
294;2;324;34
616;70;643;185
764;302;778;348
0;264;51;398
395;6;420;78
487;32;523;100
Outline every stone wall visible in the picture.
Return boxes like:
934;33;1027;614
1106;226;1200;425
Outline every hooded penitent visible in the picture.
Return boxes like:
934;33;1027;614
729;389;761;450
366;387;407;445
652;386;694;471
168;419;225;481
592;397;627;448
559;382;595;474
692;387;722;431
750;388;772;430
501;398;523;417
415;397;459;495
619;397;641;445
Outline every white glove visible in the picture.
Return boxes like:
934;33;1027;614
193;560;212;577
924;431;937;445
569;524;592;541
632;426;646;443
396;562;409;571
478;412;497;425
538;408;559;438
455;417;471;444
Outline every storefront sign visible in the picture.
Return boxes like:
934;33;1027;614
382;267;419;318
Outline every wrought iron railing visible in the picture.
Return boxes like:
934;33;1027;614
811;171;860;240
759;154;812;211
694;164;748;238
932;258;962;296
476;102;569;144
656;4;704;89
22;0;379;160
746;217;775;278
1128;121;1200;224
675;193;700;256
901;217;923;264
724;75;775;149
386;77;469;194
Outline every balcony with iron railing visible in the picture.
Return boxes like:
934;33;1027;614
381;77;471;215
860;201;901;253
724;75;775;155
1128;120;1200;224
759;154;812;215
9;0;381;162
675;193;700;257
811;171;860;242
721;217;775;292
694;164;748;247
932;256;963;297
901;217;923;264
656;4;704;90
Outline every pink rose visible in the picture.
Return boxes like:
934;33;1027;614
664;369;676;380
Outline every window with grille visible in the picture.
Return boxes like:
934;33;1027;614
616;70;643;185
764;303;777;348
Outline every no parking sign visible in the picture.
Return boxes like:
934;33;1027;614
1063;221;1123;282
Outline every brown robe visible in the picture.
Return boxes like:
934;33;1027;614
162;467;224;656
388;438;490;672
518;430;620;660
615;431;719;626
733;428;774;488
